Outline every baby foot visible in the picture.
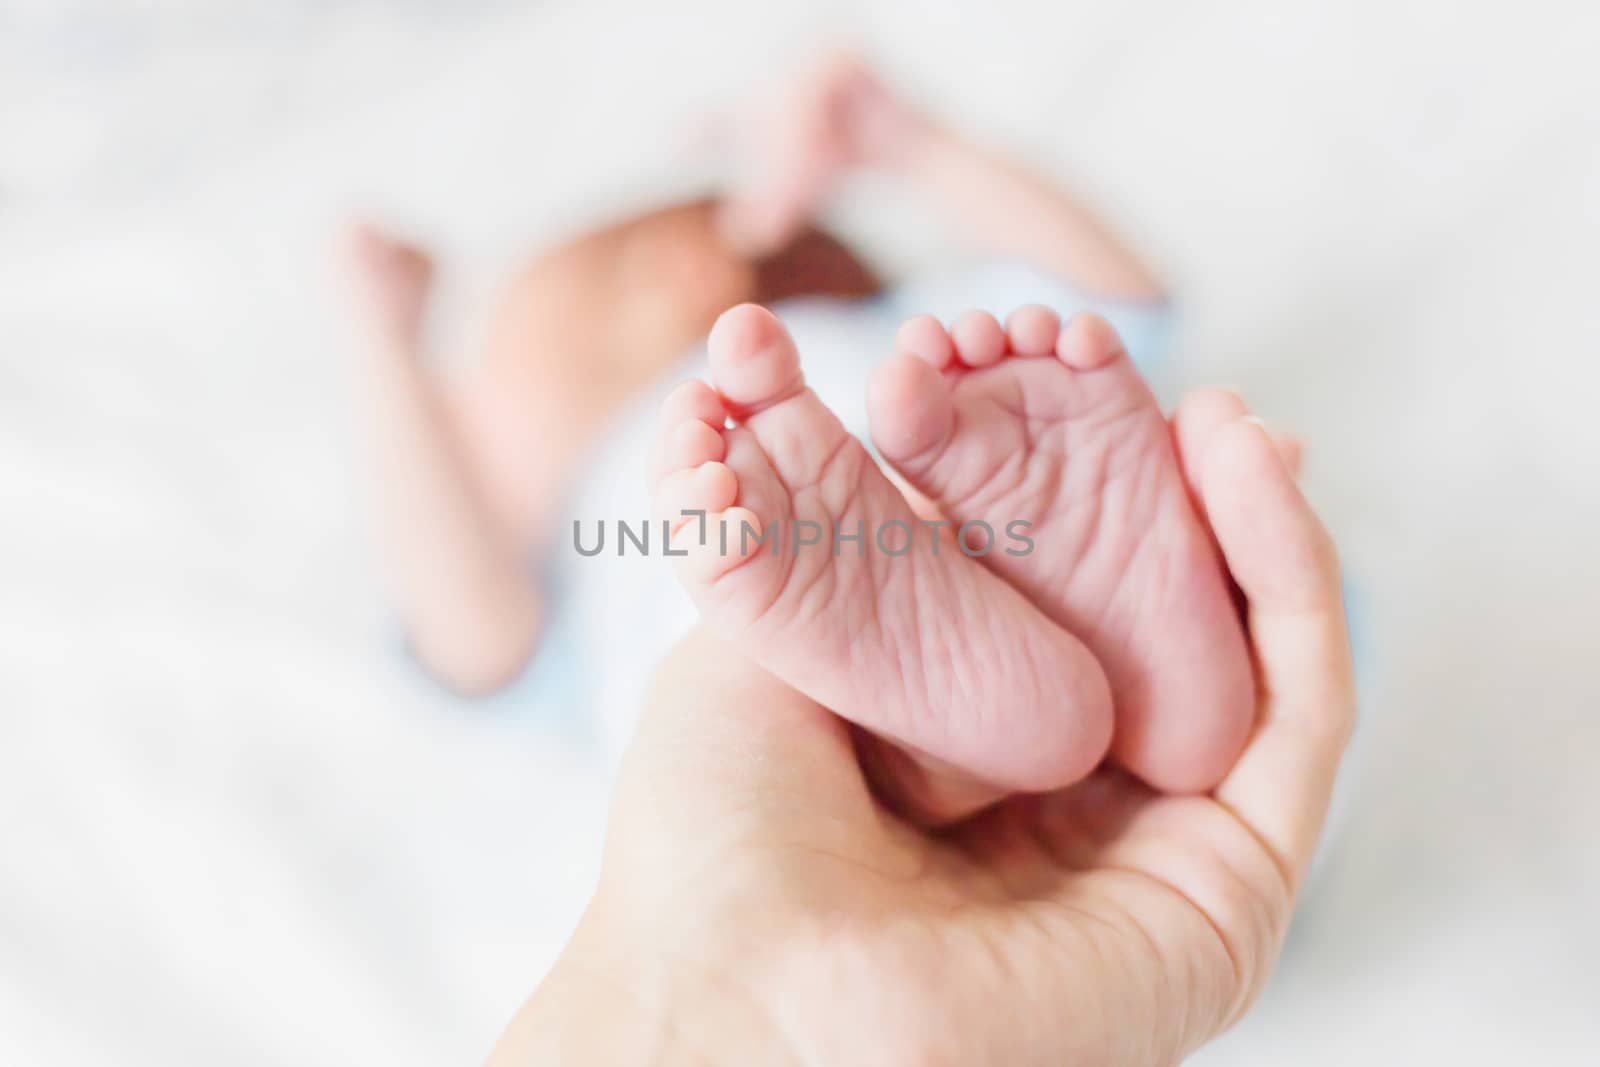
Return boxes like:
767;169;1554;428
867;307;1255;793
650;305;1113;819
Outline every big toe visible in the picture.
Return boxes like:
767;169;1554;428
707;304;807;417
867;352;954;465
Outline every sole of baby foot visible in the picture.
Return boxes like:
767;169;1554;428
649;304;1114;821
867;306;1255;794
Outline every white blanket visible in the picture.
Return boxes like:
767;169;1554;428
4;2;1599;1065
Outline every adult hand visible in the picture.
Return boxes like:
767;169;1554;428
490;390;1354;1066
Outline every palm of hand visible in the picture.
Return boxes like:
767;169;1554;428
593;409;1349;1067
614;685;1290;1067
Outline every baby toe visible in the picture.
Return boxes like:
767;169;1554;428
950;310;1006;367
649;416;726;492
650;380;731;488
894;314;956;369
867;352;954;466
658;379;726;433
1004;304;1061;357
707;304;806;418
1056;312;1127;371
663;418;725;472
654;461;739;539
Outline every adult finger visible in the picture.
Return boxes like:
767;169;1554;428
1171;387;1249;504
1171;388;1303;489
1269;429;1305;477
1200;417;1356;892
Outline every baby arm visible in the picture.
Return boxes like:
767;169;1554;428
721;53;1166;302
341;225;542;694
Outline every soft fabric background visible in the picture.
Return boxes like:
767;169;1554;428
2;1;1596;1063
